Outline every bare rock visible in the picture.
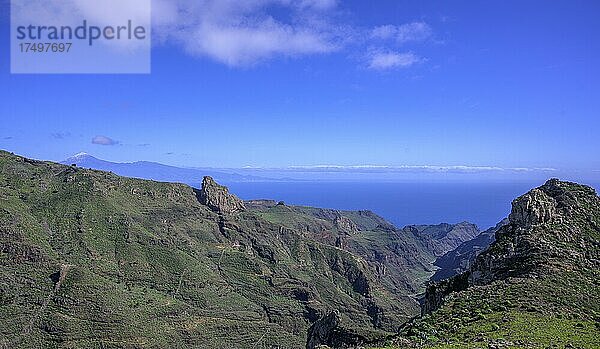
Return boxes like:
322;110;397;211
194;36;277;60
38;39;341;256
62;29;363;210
198;176;245;214
509;188;557;227
333;215;358;234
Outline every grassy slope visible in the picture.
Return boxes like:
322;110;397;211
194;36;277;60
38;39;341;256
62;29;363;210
249;203;482;302
376;181;600;348
248;203;438;299
0;151;410;348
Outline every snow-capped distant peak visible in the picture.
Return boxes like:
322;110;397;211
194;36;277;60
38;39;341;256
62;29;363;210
61;152;103;166
72;152;89;158
64;152;95;163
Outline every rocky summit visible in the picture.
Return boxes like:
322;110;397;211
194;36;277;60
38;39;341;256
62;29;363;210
399;179;600;348
198;176;246;214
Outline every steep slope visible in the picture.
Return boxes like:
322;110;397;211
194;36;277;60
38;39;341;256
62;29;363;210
0;150;413;348
431;219;508;282
247;202;482;306
248;202;431;301
407;222;481;258
392;179;600;348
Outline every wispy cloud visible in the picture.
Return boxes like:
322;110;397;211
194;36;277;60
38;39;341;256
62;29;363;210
367;21;432;70
51;132;71;140
153;1;434;67
92;135;119;146
368;51;423;70
152;0;344;66
372;22;433;43
243;164;557;174
22;0;433;69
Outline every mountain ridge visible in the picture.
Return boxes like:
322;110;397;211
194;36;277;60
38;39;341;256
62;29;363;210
0;150;479;348
3;151;596;348
390;179;600;348
431;218;508;282
61;152;273;184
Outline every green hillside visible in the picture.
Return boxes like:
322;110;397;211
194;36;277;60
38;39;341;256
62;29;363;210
0;150;441;348
380;179;600;349
3;151;596;349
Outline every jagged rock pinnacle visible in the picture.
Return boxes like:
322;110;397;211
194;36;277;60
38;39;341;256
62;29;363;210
198;176;245;214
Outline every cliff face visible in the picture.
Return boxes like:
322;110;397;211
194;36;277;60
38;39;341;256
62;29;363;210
197;176;246;214
423;179;600;313
410;179;600;348
468;179;599;285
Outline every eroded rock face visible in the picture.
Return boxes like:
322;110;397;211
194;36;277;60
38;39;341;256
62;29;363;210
198;176;245;214
411;222;481;257
306;311;368;349
509;188;557;227
333;215;359;235
422;273;469;316
307;311;341;349
422;179;600;315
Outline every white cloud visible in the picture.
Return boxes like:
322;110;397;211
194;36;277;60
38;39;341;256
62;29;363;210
368;51;422;70
371;25;398;40
260;165;558;174
152;1;433;67
180;19;337;66
151;0;342;66
92;135;119;146
396;22;432;43
15;0;433;68
372;21;432;43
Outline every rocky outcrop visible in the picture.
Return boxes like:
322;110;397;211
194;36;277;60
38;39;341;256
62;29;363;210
197;176;245;214
306;311;367;349
422;179;600;315
421;272;469;316
332;215;358;248
509;188;556;227
333;215;358;235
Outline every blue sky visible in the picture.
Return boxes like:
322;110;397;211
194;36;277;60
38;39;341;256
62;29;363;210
0;0;599;173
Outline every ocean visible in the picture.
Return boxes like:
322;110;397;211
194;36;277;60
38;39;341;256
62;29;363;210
225;180;600;230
